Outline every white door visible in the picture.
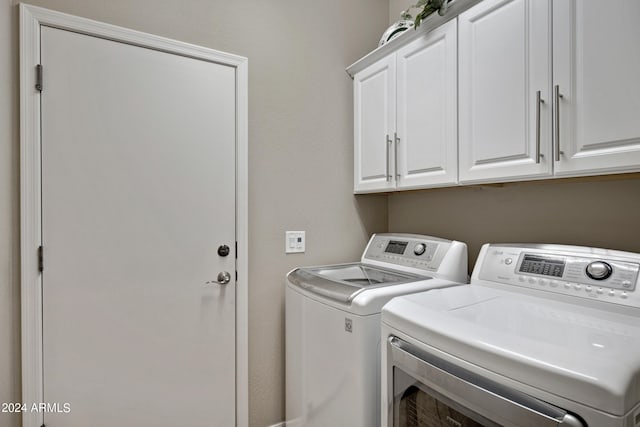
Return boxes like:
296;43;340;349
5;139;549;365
553;0;640;176
354;55;396;193
40;26;236;427
396;19;458;189
458;0;552;184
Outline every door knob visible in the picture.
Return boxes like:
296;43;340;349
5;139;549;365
216;271;231;285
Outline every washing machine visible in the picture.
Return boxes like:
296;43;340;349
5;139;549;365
285;233;468;427
382;243;640;427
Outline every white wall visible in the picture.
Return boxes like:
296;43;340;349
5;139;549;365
0;1;389;426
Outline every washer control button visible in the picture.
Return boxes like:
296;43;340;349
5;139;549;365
585;285;592;292
586;261;613;281
539;279;549;286
528;277;537;285
574;284;582;290
596;288;604;295
622;280;632;288
505;258;513;265
413;243;426;256
550;280;559;288
564;283;572;289
621;292;629;299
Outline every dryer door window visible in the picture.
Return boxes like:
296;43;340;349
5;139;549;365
387;337;586;427
395;370;497;427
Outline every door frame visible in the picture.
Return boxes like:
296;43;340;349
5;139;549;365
19;4;249;427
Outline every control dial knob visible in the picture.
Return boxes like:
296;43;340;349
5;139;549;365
586;261;612;280
413;243;426;256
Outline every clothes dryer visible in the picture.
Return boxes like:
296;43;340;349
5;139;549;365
383;243;640;427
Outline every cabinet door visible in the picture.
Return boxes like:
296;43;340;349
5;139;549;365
553;0;640;176
458;0;552;184
354;55;396;193
396;19;458;189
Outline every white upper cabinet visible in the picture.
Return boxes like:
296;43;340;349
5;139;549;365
354;54;396;193
396;19;458;189
353;19;458;193
553;0;640;176
350;0;640;193
458;0;552;184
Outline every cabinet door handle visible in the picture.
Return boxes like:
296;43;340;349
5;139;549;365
386;134;392;182
535;90;544;164
554;85;564;162
394;132;400;180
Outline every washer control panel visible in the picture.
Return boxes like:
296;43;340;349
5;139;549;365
363;234;448;272
478;244;640;307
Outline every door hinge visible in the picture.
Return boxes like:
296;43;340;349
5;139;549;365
35;64;43;92
38;246;44;272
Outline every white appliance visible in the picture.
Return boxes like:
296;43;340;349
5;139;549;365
382;243;640;427
286;233;468;427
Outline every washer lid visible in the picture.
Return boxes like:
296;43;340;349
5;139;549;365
382;285;640;416
287;263;429;303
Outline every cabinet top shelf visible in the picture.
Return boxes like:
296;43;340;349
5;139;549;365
346;0;482;78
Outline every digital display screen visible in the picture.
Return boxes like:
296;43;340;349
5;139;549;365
519;255;565;277
385;240;408;255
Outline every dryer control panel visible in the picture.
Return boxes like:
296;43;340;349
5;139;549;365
476;244;640;308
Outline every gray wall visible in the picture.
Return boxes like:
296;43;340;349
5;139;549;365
389;176;640;272
389;0;412;23
0;1;389;426
0;3;21;427
5;2;638;427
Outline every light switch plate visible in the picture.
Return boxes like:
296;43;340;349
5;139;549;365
285;231;305;253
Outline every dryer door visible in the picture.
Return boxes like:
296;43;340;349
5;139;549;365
386;337;586;427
